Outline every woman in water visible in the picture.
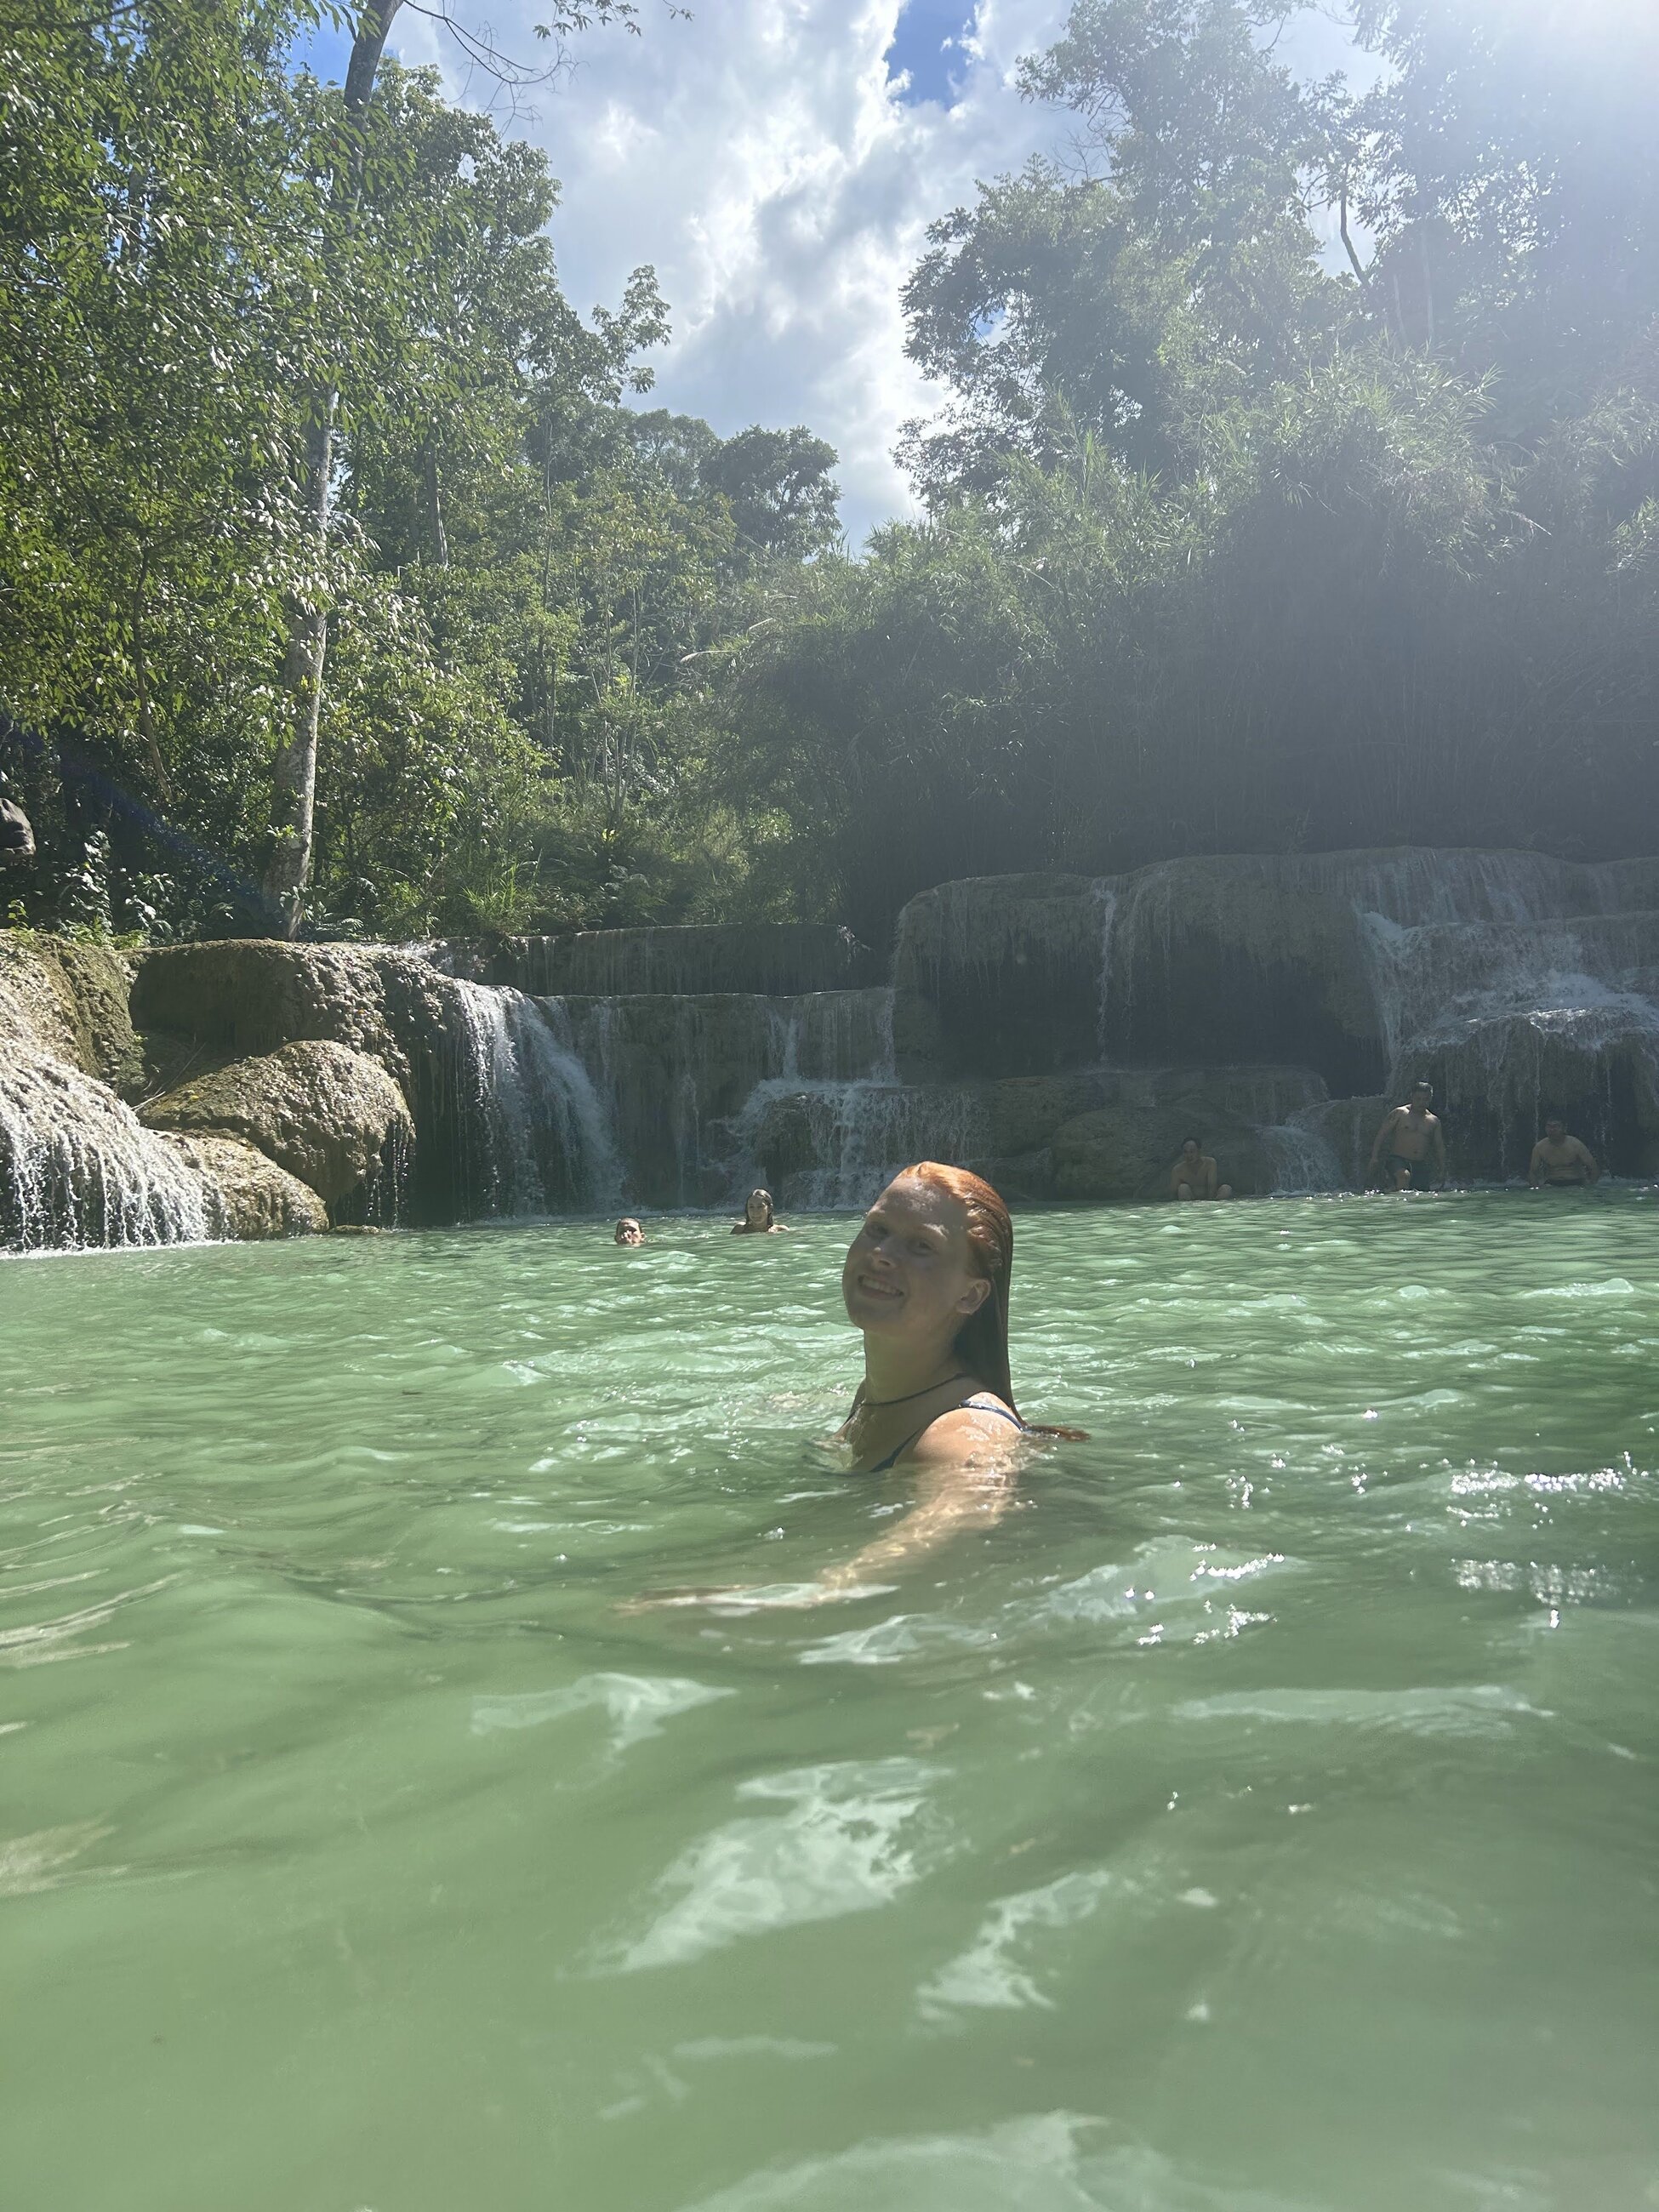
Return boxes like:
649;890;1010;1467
628;1164;1077;1609
819;1162;1083;1591
732;1187;790;1234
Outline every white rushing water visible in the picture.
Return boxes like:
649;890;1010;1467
447;981;624;1217
0;1052;214;1252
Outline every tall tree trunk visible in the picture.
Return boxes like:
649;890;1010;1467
425;438;449;567
263;0;402;938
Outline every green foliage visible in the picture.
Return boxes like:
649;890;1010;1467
0;3;839;941
3;0;1651;951
741;0;1659;941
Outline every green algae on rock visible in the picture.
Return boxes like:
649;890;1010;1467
143;1040;413;1210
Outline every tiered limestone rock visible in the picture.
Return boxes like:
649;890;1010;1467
0;934;313;1247
142;1040;413;1211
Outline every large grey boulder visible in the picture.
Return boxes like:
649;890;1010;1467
131;939;406;1075
142;1039;413;1208
153;1132;328;1240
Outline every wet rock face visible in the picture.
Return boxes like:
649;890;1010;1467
0;936;143;1096
143;1040;413;1210
153;1132;328;1239
131;940;406;1076
493;924;882;999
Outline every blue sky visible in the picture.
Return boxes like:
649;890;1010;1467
295;2;1367;544
885;0;979;107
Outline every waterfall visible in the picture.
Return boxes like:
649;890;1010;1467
445;982;624;1217
12;847;1654;1253
1260;1115;1346;1196
513;997;625;1213
718;987;991;1211
1092;880;1118;1060
733;1078;993;1211
1;1055;214;1252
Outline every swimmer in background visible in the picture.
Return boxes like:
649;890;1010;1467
1170;1137;1233;1201
624;1164;1083;1611
614;1217;646;1246
732;1187;790;1234
1368;1080;1447;1190
1529;1118;1599;1187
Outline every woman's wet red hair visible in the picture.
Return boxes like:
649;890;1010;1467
904;1162;1086;1440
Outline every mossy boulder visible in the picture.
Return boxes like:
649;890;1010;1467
142;1039;413;1207
131;940;405;1073
155;1132;328;1239
0;932;143;1095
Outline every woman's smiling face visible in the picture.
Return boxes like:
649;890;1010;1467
842;1173;988;1343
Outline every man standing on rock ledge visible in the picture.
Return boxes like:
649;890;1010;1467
1368;1080;1447;1190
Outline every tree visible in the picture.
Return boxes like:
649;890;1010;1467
263;0;684;937
900;0;1332;497
700;425;841;561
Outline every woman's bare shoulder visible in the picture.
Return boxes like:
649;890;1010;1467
906;1399;1022;1470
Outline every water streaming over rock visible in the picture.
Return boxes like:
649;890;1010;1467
1259;1115;1348;1195
1;1053;215;1251
369;856;1659;1209
8;849;1659;1249
444;981;624;1217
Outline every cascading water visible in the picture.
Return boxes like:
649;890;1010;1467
1;1055;214;1252
1260;1115;1347;1195
1072;852;1659;1177
9;847;1656;1255
444;981;624;1217
1092;880;1119;1061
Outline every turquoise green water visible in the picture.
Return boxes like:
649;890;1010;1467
3;1194;1657;2212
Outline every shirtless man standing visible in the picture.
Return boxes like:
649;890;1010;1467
1171;1137;1233;1201
1528;1118;1599;1187
1367;1080;1447;1190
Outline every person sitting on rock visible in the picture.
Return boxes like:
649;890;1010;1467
1529;1118;1599;1188
614;1216;646;1246
732;1187;790;1234
1368;1080;1446;1190
1170;1137;1232;1201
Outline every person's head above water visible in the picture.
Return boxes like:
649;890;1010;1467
1544;1115;1567;1141
843;1162;1019;1407
741;1188;775;1230
1180;1137;1202;1162
1410;1080;1434;1105
614;1217;645;1246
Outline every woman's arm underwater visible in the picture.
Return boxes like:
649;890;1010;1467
619;1409;1019;1613
813;1415;1018;1596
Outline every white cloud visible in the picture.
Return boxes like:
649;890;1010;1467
386;0;1365;544
381;1;1067;542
